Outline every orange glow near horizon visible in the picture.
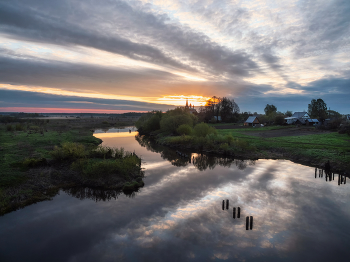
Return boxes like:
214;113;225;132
0;107;147;114
1;84;211;107
157;95;210;107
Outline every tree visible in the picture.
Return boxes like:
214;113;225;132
285;110;293;117
264;104;277;116
219;97;240;122
308;99;327;121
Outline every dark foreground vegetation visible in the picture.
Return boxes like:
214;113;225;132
0;116;143;216
135;108;350;174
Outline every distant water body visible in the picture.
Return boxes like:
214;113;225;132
0;127;349;261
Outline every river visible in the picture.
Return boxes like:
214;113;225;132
0;127;349;261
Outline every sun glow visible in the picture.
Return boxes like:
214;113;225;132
157;95;210;107
0;84;210;109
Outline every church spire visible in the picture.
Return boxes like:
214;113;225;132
186;98;188;108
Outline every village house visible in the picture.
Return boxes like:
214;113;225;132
285;112;319;125
244;116;260;126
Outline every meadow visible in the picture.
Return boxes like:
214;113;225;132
0;117;143;215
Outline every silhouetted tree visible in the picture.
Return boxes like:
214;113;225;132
220;97;240;122
308;98;327;122
285;110;293;117
264;104;277;116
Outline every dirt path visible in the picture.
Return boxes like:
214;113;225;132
240;127;331;138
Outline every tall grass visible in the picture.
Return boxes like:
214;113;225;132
71;155;141;178
50;142;86;160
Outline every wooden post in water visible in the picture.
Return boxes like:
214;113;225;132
333;173;334;180
315;168;317;178
250;216;253;230
319;169;321;177
326;174;328;181
226;199;229;210
344;176;346;184
222;200;225;210
237;207;241;218
338;174;340;186
233;207;236;219
246;217;249;230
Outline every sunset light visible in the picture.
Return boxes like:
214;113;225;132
1;1;350;261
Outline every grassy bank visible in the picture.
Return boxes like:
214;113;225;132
156;125;350;173
0;118;143;216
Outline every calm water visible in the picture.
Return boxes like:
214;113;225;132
1;127;349;262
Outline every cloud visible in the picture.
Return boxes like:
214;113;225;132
0;0;259;78
0;89;175;111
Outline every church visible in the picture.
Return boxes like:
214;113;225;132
184;98;197;114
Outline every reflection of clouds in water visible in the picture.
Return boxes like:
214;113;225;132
2;127;350;262
95;161;305;260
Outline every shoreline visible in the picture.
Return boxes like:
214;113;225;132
154;134;350;176
0;120;143;216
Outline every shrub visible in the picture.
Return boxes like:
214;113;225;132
71;155;140;178
219;143;230;152
135;111;162;134
225;134;234;145
176;124;193;135
29;126;40;132
193;122;217;137
6;125;13;131
50;142;86;160
275;115;285;125
22;158;47;167
15;124;25;131
91;145;114;159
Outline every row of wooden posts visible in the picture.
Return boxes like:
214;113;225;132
222;200;254;230
315;168;347;185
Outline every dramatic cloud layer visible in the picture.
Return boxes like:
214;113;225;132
0;0;349;113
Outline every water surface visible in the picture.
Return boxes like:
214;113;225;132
0;127;349;261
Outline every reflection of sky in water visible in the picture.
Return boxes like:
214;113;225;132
0;130;349;261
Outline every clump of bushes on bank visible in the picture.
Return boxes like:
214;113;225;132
160;122;255;154
50;142;142;181
71;154;140;178
50;142;86;160
135;108;198;135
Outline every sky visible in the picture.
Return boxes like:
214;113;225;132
0;0;349;114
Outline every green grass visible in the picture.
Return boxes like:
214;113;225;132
217;128;350;164
0;126;101;188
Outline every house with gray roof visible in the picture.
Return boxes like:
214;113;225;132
285;112;311;124
244;116;260;126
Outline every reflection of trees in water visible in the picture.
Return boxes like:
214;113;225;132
63;187;137;201
314;167;348;186
135;134;256;171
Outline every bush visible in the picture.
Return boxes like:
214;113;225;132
193;123;217;137
50;142;86;160
71;155;141;178
22;158;47;167
91;145;114;159
29;126;40;132
176;124;193;135
275;115;285;125
6;125;13;131
135;111;162;134
15;124;25;131
219;143;230;152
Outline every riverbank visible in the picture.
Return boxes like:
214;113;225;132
0;118;144;216
154;125;350;174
